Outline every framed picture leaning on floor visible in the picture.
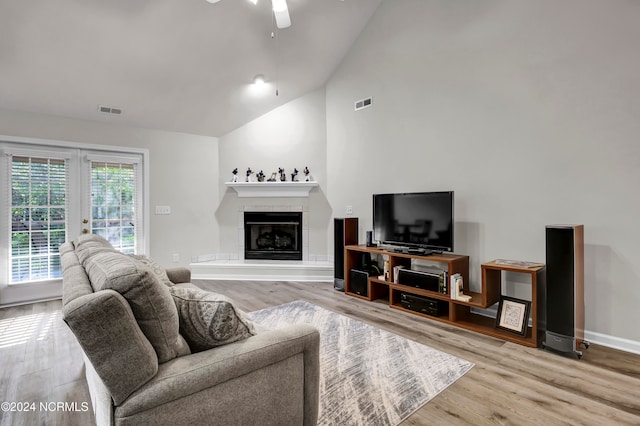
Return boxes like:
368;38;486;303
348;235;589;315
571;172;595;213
495;296;531;336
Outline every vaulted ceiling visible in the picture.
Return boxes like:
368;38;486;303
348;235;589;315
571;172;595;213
0;0;382;137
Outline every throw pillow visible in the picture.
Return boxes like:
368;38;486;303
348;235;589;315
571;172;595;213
169;287;256;352
81;249;190;362
130;254;174;287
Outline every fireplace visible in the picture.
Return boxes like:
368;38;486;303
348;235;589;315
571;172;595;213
244;212;303;261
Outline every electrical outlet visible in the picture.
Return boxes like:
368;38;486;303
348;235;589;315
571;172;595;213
346;205;353;215
172;253;180;262
155;205;171;215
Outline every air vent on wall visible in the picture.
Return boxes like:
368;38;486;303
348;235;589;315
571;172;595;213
98;105;123;115
354;97;372;111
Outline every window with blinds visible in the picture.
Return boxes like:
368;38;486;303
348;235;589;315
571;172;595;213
10;156;67;283
90;161;137;254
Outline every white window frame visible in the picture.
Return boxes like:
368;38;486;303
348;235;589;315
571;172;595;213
0;135;149;305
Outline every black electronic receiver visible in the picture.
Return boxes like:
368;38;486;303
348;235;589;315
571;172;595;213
397;269;441;293
399;293;447;317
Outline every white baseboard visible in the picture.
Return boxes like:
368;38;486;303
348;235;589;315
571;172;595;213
0;296;62;309
584;330;640;355
471;307;640;355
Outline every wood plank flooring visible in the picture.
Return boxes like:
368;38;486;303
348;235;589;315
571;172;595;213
1;279;639;425
0;299;93;426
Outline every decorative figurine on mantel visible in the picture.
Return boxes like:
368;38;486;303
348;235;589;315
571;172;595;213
231;168;239;182
291;168;299;182
267;172;277;182
279;168;286;182
303;166;311;182
256;170;266;182
245;167;254;182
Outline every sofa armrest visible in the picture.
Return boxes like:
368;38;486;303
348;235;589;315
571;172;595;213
165;267;191;284
116;324;320;425
63;290;159;405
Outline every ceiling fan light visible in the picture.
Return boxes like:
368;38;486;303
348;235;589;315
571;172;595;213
274;10;291;28
272;0;291;28
272;0;287;12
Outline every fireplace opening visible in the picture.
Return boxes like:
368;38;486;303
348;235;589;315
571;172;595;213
244;212;303;261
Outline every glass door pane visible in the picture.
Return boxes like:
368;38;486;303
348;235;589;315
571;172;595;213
89;161;138;254
9;156;67;283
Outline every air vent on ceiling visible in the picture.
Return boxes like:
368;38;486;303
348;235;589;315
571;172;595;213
98;105;123;115
354;97;372;111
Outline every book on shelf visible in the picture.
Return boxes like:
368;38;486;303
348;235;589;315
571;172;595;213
450;273;462;300
439;271;448;295
392;265;405;283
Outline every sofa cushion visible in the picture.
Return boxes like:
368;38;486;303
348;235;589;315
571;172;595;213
169;287;256;352
60;242;94;306
73;233;118;265
130;254;174;287
80;244;190;363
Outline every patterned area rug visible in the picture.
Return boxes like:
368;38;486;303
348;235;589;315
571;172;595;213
248;300;474;426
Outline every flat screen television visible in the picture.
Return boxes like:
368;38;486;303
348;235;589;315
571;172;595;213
373;191;454;253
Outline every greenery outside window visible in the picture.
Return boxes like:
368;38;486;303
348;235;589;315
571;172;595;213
90;161;137;254
10;156;67;283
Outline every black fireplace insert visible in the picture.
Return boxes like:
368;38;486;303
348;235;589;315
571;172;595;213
244;212;303;261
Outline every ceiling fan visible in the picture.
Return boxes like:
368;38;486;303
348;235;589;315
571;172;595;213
205;0;291;29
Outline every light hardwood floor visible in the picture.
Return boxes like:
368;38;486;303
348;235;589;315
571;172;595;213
1;280;639;425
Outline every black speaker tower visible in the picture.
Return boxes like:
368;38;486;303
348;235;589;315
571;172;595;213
333;217;358;291
544;224;589;358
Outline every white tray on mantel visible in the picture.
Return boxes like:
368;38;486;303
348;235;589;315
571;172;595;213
225;181;318;198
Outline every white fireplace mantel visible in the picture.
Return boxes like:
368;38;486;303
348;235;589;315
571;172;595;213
225;181;318;198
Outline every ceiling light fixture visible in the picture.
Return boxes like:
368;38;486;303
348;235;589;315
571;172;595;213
205;0;290;28
253;74;265;85
271;0;291;29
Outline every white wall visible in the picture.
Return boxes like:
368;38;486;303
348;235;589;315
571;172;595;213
217;88;330;259
0;108;219;269
326;0;640;346
2;0;638;349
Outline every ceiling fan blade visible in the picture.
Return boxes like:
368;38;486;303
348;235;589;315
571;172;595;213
272;0;291;28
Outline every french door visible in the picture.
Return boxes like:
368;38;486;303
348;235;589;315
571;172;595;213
81;153;143;255
1;140;147;304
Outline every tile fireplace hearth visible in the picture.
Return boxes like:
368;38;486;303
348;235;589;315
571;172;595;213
190;259;333;282
190;204;332;282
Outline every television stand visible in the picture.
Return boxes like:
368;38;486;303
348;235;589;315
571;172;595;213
343;245;546;348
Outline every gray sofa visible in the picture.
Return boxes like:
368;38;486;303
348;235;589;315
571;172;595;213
60;234;320;426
